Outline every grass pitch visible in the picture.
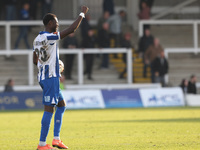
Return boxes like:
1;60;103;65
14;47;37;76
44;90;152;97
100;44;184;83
1;107;200;150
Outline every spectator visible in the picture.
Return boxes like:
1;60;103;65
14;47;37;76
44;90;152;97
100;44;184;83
14;2;30;49
98;22;110;69
138;1;150;30
4;79;14;92
0;1;5;20
138;28;154;56
152;50;169;86
82;29;96;80
188;75;197;94
41;0;53;19
107;10;126;57
5;0;17;20
29;0;40;20
139;0;154;10
138;28;154;78
103;0;115;16
96;11;110;60
180;79;188;94
144;38;163;82
97;11;110;31
138;1;150;19
62;33;78;80
119;32;132;79
81;14;91;42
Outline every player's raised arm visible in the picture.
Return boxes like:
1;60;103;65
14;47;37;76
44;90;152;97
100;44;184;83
60;6;89;39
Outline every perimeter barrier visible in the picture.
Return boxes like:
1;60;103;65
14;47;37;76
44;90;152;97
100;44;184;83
0;87;185;110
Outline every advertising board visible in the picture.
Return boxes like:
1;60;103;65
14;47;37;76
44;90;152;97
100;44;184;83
139;88;185;107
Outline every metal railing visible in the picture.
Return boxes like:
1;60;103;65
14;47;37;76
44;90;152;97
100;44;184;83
139;20;200;51
164;48;200;84
151;0;197;19
0;20;164;91
139;20;200;84
0;20;96;52
0;48;133;86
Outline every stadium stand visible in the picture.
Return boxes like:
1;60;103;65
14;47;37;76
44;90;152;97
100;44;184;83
168;53;200;86
152;0;200;19
0;0;200;90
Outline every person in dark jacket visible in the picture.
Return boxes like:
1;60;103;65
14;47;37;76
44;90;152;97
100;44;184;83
5;0;17;20
119;32;132;79
188;74;197;94
103;0;115;15
14;2;30;49
98;22;110;69
4;79;14;92
138;28;154;55
82;29;96;80
62;33;78;80
81;14;91;39
139;29;154;78
152;50;168;86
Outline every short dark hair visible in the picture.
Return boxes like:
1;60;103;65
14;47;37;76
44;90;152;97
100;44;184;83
43;13;57;26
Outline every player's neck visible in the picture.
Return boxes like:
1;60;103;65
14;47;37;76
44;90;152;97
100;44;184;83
44;27;53;33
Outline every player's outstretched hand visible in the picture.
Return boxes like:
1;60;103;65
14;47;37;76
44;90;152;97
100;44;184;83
81;6;89;14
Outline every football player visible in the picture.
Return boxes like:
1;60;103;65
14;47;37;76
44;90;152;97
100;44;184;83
33;6;89;150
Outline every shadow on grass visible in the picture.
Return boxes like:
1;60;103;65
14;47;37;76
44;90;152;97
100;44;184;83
94;118;200;123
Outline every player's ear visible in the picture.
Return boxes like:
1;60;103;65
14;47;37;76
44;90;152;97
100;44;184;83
48;20;52;26
48;20;53;27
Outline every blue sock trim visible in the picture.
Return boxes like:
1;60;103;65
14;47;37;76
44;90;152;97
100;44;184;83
40;111;53;142
54;106;66;137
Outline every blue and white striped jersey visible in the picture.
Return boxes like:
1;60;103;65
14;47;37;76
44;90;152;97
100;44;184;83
33;31;60;82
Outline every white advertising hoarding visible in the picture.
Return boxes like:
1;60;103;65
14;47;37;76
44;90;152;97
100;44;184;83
62;90;105;109
139;87;185;107
186;94;200;106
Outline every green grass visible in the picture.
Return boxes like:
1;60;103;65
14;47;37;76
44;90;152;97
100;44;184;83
1;107;200;150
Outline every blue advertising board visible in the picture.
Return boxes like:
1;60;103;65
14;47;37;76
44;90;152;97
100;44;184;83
101;89;143;108
0;92;43;110
0;87;185;110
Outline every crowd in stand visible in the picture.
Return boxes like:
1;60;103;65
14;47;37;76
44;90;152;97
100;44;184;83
0;0;53;21
138;28;169;87
1;0;167;86
63;0;130;81
1;0;197;90
0;0;53;50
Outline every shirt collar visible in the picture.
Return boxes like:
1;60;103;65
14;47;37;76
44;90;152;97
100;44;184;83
39;31;50;35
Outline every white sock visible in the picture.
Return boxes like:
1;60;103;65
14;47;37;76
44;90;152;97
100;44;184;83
54;136;60;140
39;141;46;146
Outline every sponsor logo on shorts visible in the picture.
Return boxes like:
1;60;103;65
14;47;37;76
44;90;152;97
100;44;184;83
44;96;50;102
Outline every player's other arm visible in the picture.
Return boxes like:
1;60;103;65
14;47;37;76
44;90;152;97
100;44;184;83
60;6;89;39
33;51;38;65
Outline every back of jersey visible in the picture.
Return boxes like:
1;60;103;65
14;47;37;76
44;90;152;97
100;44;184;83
33;31;60;82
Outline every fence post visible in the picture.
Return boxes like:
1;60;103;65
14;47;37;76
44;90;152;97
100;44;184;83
28;52;34;85
78;50;83;85
193;22;198;54
5;23;11;54
139;21;143;37
127;48;133;84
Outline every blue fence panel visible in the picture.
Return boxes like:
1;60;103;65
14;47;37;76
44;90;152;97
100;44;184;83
101;89;143;108
0;92;43;110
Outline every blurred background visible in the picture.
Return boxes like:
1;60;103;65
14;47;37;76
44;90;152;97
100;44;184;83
1;0;200;109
